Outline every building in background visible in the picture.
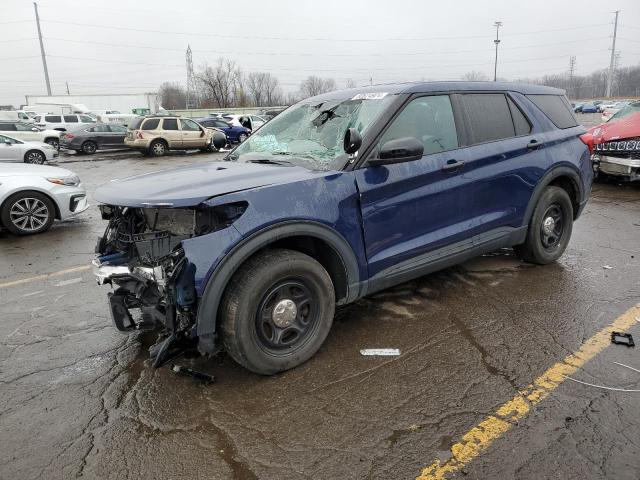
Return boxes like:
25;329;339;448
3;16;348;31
23;93;159;115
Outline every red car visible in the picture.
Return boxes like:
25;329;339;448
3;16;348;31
586;101;640;181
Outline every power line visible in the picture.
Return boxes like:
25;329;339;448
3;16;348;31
41;35;612;58
40;20;612;43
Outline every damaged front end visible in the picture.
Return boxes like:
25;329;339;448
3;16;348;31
92;202;246;363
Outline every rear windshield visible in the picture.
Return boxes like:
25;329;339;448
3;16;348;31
128;118;144;130
526;94;578;129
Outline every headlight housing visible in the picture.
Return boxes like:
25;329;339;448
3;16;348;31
47;175;80;186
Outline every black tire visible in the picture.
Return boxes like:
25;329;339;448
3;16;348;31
44;138;59;150
514;186;573;265
238;133;248;143
1;191;55;235
220;249;335;375
24;150;46;164
81;141;97;155
149;139;167;156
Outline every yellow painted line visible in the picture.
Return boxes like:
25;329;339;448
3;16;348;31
417;304;640;480
0;265;91;289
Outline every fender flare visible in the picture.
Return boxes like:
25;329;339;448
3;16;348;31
195;221;361;347
522;165;583;227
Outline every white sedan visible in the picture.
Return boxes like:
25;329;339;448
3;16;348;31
0;163;88;235
0;134;58;164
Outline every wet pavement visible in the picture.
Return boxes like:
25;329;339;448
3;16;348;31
2;115;640;479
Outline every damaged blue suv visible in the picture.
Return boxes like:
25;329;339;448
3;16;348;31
93;82;592;374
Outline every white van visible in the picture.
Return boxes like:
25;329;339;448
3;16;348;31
0;111;33;123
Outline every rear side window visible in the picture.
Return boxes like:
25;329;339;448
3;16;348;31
162;118;179;130
45;115;61;122
80;115;95;122
507;97;532;136
526;94;578;129
64;115;78;123
461;94;515;144
142;118;160;130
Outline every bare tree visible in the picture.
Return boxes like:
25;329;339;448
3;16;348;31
197;58;242;108
299;76;337;98
344;78;357;89
158;82;187;109
246;72;283;107
461;71;489;81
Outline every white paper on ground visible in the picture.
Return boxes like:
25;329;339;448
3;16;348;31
360;348;401;356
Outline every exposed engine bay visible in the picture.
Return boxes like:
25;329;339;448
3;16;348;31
92;202;247;365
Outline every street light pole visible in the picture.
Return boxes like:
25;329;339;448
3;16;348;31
493;21;502;82
33;2;51;96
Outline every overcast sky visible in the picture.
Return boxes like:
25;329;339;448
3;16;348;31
1;0;639;106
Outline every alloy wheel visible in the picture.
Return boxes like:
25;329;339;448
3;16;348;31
9;197;50;232
26;151;45;164
540;204;564;249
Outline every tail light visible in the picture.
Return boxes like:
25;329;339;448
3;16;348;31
579;133;594;154
64;133;74;139
136;131;144;139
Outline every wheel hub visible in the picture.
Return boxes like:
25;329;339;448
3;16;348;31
272;299;297;328
542;216;556;236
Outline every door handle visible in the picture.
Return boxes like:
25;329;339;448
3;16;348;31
527;139;544;150
441;159;465;172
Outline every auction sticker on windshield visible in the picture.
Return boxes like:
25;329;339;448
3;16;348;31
351;92;389;100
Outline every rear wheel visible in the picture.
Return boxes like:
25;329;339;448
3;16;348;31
24;150;46;164
81;141;97;154
1;191;55;235
221;249;335;375
149;140;167;156
514;186;573;264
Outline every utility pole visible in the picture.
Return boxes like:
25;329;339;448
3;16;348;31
606;10;619;98
33;2;51;96
493;21;502;82
568;56;576;98
65;81;70;95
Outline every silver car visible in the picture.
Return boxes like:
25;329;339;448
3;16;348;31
0;163;88;235
0;134;59;164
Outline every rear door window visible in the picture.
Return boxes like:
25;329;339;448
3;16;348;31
45;115;62;123
460;94;515;144
162;118;179;130
64;115;79;123
141;118;160;130
526;94;578;129
378;95;459;156
0;123;17;131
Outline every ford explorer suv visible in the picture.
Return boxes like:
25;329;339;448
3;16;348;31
92;82;593;375
124;115;224;156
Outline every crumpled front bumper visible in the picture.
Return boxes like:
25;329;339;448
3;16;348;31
592;154;640;180
91;256;158;285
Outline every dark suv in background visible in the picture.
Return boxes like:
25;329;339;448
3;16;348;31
92;82;592;375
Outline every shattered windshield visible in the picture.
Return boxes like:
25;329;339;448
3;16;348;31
227;94;397;171
608;102;640;123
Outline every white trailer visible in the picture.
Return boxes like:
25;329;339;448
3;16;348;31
24;93;159;115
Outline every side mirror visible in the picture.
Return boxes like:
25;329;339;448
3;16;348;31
211;131;227;149
368;137;424;167
31;127;39;132
343;128;362;154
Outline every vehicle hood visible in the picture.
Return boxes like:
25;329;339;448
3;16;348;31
0;163;75;178
93;161;328;207
42;129;61;137
587;111;640;144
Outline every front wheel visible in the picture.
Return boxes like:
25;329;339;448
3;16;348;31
149;140;167;156
0;191;55;235
81;141;97;154
514;186;573;264
220;249;335;375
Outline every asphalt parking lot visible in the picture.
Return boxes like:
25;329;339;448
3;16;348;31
2;113;640;479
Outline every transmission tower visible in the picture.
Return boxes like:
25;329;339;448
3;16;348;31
568;56;576;98
185;45;197;109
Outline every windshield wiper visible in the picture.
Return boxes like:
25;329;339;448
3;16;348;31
247;158;293;166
